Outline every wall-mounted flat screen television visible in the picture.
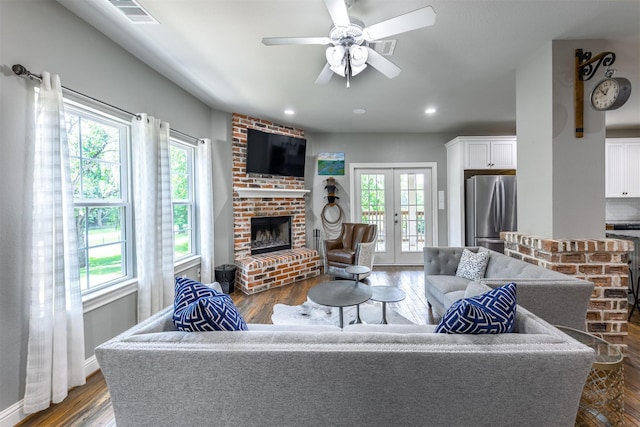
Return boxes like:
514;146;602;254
246;128;307;178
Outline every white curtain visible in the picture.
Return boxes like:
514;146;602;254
23;72;86;414
132;114;174;321
197;138;215;283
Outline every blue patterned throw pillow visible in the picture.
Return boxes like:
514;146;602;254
455;248;489;280
173;277;248;332
435;282;517;334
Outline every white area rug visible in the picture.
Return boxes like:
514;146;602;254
272;298;413;326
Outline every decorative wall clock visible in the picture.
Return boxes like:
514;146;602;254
574;48;633;138
590;76;632;111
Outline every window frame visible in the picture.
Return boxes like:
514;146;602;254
169;137;196;261
64;99;134;296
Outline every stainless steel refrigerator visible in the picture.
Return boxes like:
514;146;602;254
466;175;517;253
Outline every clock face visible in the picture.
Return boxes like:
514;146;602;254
590;79;620;111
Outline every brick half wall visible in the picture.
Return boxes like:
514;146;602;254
502;232;634;355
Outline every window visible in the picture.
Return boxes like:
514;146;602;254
65;103;132;294
63;99;200;297
170;140;195;259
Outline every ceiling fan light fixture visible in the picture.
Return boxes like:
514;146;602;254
329;65;346;77
349;45;368;66
326;46;346;67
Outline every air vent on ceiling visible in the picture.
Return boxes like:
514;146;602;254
368;40;397;56
107;0;158;24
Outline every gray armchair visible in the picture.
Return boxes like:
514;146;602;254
324;223;377;279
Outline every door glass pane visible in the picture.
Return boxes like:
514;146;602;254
400;173;425;252
360;173;385;251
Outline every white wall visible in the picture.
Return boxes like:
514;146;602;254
0;0;214;419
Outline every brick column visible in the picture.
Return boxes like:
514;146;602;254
502;232;634;355
231;113;320;293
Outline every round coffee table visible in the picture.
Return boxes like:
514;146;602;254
370;286;406;324
308;280;372;328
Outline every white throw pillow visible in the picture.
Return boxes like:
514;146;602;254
455;249;489;280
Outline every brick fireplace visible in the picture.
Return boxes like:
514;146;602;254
232;113;320;294
502;232;634;355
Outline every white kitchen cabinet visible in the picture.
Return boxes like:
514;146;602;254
446;136;517;246
465;138;517;169
606;139;640;198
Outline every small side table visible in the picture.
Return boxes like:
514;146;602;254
556;326;624;427
370;286;406;324
345;266;371;323
345;265;371;283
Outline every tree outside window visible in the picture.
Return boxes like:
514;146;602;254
66;106;130;293
170;142;194;259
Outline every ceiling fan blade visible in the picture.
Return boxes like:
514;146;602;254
315;63;334;84
366;48;401;79
363;6;436;41
324;0;350;27
262;37;331;46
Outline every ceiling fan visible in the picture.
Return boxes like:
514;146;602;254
262;0;436;86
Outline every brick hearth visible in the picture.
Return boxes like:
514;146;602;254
502;232;634;355
232;113;320;294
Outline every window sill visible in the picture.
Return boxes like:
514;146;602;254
82;279;138;314
174;255;202;274
82;255;202;313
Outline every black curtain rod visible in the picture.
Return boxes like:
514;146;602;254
11;64;204;144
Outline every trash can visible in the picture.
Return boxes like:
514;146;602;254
214;264;237;294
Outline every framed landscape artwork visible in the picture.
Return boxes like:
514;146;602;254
317;152;345;175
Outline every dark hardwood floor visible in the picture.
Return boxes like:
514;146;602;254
16;267;640;426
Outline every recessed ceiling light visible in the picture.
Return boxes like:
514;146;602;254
353;108;366;114
425;108;437;115
284;109;295;115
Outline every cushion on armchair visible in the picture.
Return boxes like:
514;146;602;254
326;223;376;266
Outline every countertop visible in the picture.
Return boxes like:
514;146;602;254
606;230;640;239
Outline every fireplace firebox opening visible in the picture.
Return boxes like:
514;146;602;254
251;216;292;255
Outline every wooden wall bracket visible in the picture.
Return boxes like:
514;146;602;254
574;49;616;138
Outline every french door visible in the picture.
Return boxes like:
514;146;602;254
352;164;437;265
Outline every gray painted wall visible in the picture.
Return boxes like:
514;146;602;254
551;40;606;239
516;42;554;236
306;132;455;249
0;0;213;414
517;39;608;239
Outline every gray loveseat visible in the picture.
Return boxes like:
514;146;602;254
424;246;594;330
96;304;595;427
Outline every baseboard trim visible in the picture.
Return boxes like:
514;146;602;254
84;355;99;378
0;355;100;427
0;400;23;427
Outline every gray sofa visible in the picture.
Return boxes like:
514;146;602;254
96;304;595;427
424;247;594;330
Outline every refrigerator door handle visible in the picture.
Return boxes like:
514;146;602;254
496;180;507;231
491;181;502;233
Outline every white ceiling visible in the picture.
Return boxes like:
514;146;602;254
58;0;640;134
